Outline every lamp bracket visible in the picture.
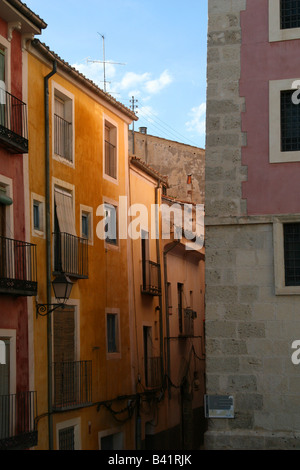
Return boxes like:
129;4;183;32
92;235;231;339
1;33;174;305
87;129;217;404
36;302;66;318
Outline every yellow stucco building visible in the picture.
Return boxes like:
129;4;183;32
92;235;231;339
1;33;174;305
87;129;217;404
129;156;206;450
26;38;138;450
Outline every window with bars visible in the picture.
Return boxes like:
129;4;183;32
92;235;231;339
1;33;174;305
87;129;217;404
53;91;73;164
58;426;75;450
281;0;300;29
284;223;300;286
280;90;300;152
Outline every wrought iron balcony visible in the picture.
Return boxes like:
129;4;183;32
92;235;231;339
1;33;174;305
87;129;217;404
54;114;72;162
52;361;92;411
0;236;37;296
0;391;38;450
53;232;88;279
0;91;28;154
141;260;161;296
145;356;162;389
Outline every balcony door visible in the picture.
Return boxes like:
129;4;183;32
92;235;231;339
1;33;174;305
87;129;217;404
0;202;5;237
53;307;76;408
0;203;6;279
0;47;5;128
141;230;150;290
0;338;10;439
54;188;78;275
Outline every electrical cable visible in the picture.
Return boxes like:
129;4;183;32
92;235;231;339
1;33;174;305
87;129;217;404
137;101;202;148
121;97;203;148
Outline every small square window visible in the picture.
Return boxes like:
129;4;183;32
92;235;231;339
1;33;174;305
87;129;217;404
33;202;40;230
80;205;93;244
32;197;44;234
81;213;89;239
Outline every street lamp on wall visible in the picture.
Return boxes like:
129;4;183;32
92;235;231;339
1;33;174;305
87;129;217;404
36;274;73;318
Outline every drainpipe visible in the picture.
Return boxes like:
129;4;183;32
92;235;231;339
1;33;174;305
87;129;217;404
44;61;57;450
164;240;180;398
155;182;164;383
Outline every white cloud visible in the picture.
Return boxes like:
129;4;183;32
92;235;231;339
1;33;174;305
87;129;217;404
144;70;173;94
185;103;206;136
113;69;173;97
117;71;151;91
72;60;116;88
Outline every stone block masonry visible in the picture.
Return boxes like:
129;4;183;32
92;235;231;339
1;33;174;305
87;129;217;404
205;223;300;449
205;0;300;450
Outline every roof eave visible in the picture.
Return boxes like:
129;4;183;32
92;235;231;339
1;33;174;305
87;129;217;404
30;39;138;123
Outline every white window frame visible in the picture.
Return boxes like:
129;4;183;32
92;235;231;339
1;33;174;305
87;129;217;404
80;204;93;245
103;115;119;184
0;329;16;395
0;174;14;238
269;0;300;42
56;417;81;450
52;81;75;168
0;34;11;93
31;192;45;238
105;308;121;360
274;217;300;295
269;78;300;163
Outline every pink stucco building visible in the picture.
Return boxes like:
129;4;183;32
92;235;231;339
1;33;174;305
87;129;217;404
205;0;300;449
0;0;45;450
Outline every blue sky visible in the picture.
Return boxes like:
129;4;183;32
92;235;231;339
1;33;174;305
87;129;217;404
25;0;207;149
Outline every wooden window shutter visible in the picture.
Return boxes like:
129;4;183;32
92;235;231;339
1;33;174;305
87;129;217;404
53;308;75;363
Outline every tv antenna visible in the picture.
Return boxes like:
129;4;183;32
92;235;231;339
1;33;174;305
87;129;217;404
87;33;126;92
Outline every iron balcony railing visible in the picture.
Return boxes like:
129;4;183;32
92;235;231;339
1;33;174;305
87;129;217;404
52;361;92;410
54;114;72;162
0;391;38;450
53;232;88;279
145;356;162;389
0;90;28;153
105;140;116;179
0;236;37;296
141;260;161;296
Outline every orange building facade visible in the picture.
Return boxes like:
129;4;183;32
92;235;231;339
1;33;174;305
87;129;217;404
26;38;137;449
